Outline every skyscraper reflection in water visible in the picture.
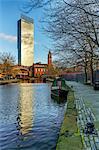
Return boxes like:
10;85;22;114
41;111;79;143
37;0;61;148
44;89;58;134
17;83;34;135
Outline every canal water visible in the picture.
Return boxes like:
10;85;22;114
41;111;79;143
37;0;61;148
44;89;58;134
0;83;67;150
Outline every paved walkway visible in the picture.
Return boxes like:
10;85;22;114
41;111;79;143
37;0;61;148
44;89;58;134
66;81;99;150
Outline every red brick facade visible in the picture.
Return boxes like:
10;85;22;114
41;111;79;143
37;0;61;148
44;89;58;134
33;51;52;77
33;63;48;77
48;51;52;65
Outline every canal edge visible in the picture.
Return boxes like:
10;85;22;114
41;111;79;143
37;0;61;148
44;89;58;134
56;87;84;150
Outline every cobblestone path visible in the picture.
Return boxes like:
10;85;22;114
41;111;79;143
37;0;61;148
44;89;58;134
66;81;99;150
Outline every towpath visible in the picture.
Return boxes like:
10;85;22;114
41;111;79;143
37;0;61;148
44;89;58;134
66;81;99;150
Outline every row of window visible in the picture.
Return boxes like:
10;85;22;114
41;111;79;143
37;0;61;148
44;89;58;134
35;68;46;72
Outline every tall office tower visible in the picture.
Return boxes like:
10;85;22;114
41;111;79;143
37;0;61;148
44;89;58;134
18;15;34;66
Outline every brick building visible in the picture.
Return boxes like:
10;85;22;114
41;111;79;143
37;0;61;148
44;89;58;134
33;51;52;77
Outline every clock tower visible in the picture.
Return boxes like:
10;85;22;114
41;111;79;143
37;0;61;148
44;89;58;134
48;51;52;65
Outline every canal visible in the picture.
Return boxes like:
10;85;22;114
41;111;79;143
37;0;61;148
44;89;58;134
0;83;67;150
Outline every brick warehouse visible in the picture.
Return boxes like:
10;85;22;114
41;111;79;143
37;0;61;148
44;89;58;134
33;51;52;77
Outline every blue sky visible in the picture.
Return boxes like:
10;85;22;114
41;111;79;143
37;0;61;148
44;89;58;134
0;0;53;64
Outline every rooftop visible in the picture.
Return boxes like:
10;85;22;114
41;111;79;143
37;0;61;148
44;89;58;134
21;14;34;24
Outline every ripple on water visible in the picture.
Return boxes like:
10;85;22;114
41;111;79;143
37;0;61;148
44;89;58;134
0;83;66;150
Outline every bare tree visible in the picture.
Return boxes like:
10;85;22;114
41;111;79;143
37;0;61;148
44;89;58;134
41;0;99;83
22;0;54;13
0;52;15;79
23;0;99;83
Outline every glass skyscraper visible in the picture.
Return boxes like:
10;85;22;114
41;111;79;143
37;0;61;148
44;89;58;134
17;15;34;66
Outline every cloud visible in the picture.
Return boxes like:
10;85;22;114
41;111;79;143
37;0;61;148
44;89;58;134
0;33;17;42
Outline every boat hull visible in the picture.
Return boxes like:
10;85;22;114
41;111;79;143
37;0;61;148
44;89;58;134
51;89;68;103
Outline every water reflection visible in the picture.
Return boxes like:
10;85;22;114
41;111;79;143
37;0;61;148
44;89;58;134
0;83;66;150
17;83;34;135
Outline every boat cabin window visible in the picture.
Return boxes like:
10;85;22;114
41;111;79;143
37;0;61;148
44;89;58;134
57;81;62;87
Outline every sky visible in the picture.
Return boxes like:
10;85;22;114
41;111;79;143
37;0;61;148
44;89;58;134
0;0;53;64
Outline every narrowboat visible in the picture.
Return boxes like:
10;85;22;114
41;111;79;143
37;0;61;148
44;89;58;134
51;77;68;102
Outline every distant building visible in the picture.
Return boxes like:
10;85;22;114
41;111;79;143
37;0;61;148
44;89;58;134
13;51;52;79
48;51;52;65
33;51;52;77
17;15;34;66
33;63;48;77
12;65;30;79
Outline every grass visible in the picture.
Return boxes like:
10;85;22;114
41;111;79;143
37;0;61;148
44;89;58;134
56;90;83;150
